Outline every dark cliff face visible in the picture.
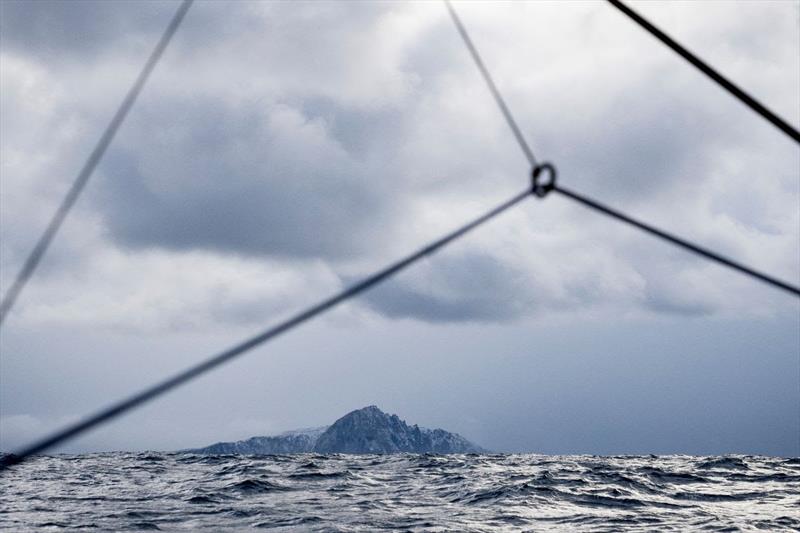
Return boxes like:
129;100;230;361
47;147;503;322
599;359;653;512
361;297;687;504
313;406;412;454
187;406;484;455
312;406;483;454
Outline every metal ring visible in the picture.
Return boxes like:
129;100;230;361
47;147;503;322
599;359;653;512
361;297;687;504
531;163;557;198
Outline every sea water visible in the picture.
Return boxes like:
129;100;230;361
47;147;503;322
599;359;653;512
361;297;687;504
1;453;798;531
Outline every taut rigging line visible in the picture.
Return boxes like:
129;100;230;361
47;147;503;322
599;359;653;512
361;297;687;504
0;0;194;328
607;0;800;144
445;0;799;297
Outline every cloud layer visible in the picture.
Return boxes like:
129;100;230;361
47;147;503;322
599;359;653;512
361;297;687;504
1;0;797;330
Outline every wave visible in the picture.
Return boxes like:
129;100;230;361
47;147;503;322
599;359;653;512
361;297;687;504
2;453;796;531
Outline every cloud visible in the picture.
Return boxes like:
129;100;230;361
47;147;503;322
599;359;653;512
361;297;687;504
0;0;797;329
97;99;394;259
7;248;344;332
360;251;537;323
0;413;80;452
0;0;175;61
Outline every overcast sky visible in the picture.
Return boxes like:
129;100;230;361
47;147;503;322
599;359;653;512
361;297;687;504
1;0;798;456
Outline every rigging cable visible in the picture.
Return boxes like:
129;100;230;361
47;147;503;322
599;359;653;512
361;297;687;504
446;1;800;298
531;167;800;297
607;0;800;144
0;0;194;328
0;188;533;471
444;0;537;166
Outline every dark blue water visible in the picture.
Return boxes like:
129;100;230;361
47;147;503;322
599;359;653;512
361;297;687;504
1;453;798;531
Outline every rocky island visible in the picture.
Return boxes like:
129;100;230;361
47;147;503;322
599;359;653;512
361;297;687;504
186;405;485;454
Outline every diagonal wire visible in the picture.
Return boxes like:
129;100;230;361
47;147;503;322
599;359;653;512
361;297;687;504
447;0;800;298
0;188;533;471
444;0;537;166
551;185;800;297
0;0;194;328
607;0;800;144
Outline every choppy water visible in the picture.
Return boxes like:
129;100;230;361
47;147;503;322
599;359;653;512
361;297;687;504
1;453;798;531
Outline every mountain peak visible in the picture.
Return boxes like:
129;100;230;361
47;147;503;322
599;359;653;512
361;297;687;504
186;406;484;455
314;406;483;454
351;405;383;415
339;405;391;421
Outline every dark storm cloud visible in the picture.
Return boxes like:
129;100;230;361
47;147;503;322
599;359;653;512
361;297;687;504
0;0;175;60
644;292;714;316
360;252;537;323
97;97;395;258
1;0;426;262
299;97;413;161
530;74;730;205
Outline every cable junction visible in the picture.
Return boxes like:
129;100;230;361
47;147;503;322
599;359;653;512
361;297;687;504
0;0;194;328
607;0;800;144
447;1;800;298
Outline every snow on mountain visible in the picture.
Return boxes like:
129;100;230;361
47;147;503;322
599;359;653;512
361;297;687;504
186;426;327;455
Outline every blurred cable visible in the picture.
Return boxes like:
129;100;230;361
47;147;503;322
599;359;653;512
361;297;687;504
0;0;194;327
444;0;538;166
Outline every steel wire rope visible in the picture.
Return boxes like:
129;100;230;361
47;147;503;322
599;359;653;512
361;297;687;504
607;0;800;144
443;0;537;166
551;183;800;297
0;0;194;328
0;188;533;471
446;1;800;298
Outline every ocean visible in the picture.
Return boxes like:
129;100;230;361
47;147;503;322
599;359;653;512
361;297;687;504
1;453;798;531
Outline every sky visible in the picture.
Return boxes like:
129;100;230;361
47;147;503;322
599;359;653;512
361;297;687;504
0;0;798;456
